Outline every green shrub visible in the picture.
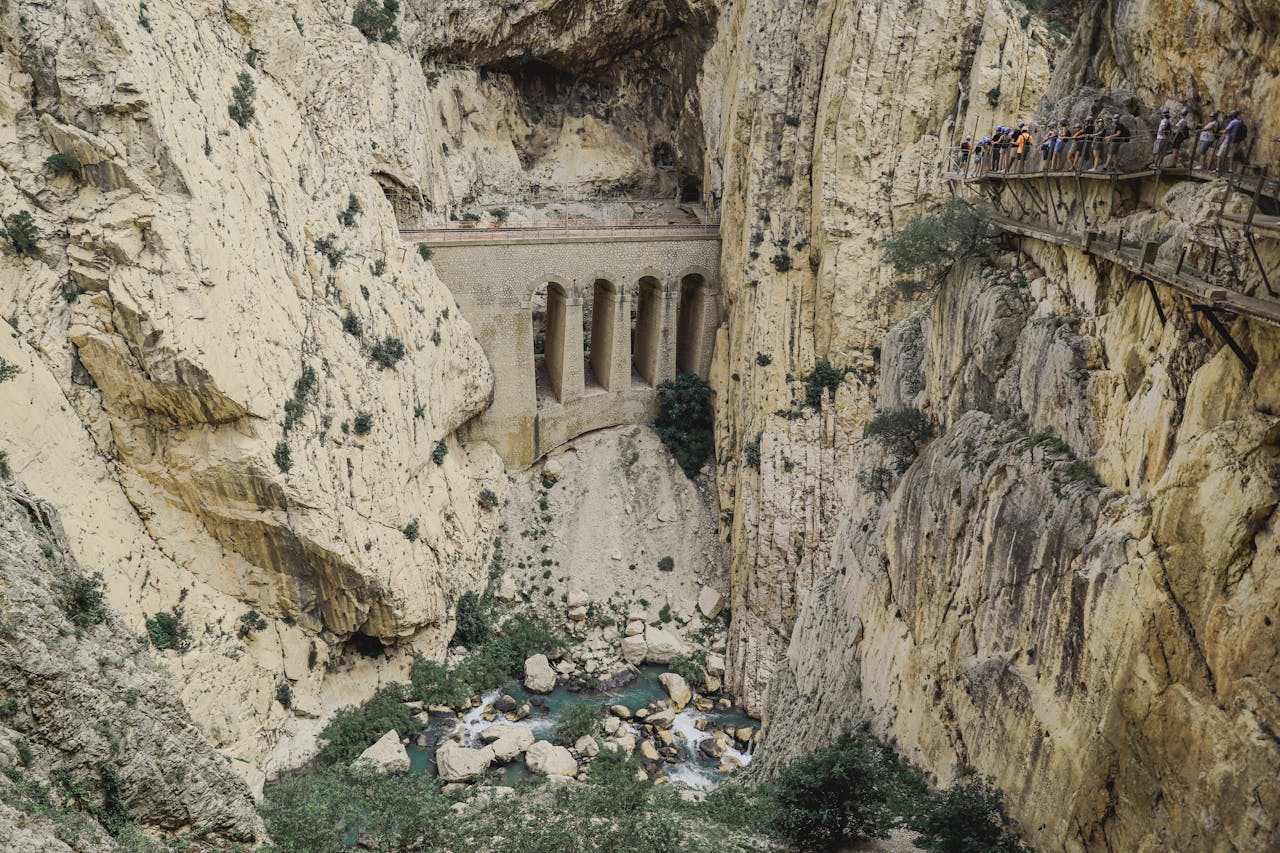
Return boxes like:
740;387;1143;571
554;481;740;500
804;359;850;408
768;731;892;850
353;411;373;435
771;252;792;272
418;244;433;261
554;702;601;745
881;199;988;298
282;365;318;433
62;571;109;627
314;235;343;268
370;335;406;369
3;211;39;256
0;356;19;383
985;86;1001;107
654;372;715;478
95;764;132;836
431;439;448;464
658;603;673;623
45;152;81;177
342;311;362;337
403;519;420;541
863;408;933;472
744;432;762;469
0;450;10;480
275;682;293;709
755;352;772;366
477;488;499;510
263;765;450;853
490;207;508;221
337;193;362;228
668;651;706;686
273;440;292;473
145;606;189;652
453;591;490;647
914;772;1029;852
316;690;413;766
408;657;472;708
352;0;400;43
228;72;255;127
410;612;565;707
856;464;896;498
657;555;675;572
237;609;268;639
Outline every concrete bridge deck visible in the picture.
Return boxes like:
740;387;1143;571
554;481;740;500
403;223;721;468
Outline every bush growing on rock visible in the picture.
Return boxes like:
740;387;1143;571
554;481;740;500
61;571;109;628
411;612;565;706
453;591;491;647
316;690;413;766
0;356;20;383
431;439;448;464
352;411;373;436
863;408;933;472
668;651;707;687
881;199;988;298
767;731;892;849
369;336;406;369
0;450;10;480
352;0;400;43
3;211;39;256
145;606;190;652
275;682;293;710
914;772;1029;852
655;373;715;478
45;152;81;178
273;440;292;473
228;72;255;128
554;702;601;745
477;488;499;510
804;359;850;408
236;609;268;639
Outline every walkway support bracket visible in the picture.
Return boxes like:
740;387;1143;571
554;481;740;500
1193;305;1256;375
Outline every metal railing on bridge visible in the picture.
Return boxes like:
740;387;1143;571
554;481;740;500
401;215;722;243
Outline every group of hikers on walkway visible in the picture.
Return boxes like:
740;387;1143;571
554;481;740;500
958;107;1250;176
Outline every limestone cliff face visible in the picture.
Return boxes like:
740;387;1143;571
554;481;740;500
0;482;261;842
701;0;1053;712
0;0;504;779
699;0;1280;847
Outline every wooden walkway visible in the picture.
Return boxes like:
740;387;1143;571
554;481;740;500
983;209;1280;329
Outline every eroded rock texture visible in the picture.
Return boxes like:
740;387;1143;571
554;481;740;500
0;483;261;842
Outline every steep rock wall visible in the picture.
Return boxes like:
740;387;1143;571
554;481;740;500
0;0;505;780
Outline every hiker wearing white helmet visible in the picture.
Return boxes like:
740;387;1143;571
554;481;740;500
1150;108;1171;167
1195;111;1220;170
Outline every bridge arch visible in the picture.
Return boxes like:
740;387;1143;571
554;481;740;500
417;231;721;467
676;271;713;376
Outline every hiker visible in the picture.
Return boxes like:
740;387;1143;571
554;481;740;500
1014;121;1033;172
958;135;972;172
989;128;1002;172
1080;116;1096;170
1051;119;1068;169
1103;114;1130;171
996;126;1011;172
1040;125;1055;171
974;137;990;176
1066;122;1084;169
1195;111;1220;170
1215;109;1246;172
1150;108;1172;167
1165;108;1191;168
1089;116;1107;171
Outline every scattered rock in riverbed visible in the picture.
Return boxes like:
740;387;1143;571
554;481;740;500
437;741;495;782
525;740;578;776
642;626;687;663
658;672;692;711
354;730;410;774
524;654;557;693
493;694;518;713
481;724;535;762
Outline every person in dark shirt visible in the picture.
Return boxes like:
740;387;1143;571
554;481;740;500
1215;110;1246;172
1080;116;1096;170
1149;108;1171;168
1165;108;1191;168
1103;114;1130;171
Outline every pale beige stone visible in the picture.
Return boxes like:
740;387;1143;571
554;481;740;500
354;731;410;775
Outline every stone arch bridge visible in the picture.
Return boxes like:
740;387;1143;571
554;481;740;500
405;224;721;468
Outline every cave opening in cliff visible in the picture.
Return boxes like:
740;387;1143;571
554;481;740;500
345;631;388;659
632;276;664;386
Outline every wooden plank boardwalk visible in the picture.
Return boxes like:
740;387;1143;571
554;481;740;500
983;209;1280;329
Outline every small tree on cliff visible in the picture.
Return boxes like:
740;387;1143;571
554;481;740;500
353;0;400;43
881;199;989;300
655;372;715;478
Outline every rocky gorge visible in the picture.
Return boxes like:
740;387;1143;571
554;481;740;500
1;0;1278;850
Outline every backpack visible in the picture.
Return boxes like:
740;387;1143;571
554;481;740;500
1116;124;1130;141
1235;121;1248;142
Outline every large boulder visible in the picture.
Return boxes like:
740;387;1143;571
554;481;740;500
354;730;410;774
481;724;536;762
524;740;579;777
620;634;647;666
697;586;725;620
436;741;495;782
658;673;692;711
642;626;687;663
524;654;557;693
